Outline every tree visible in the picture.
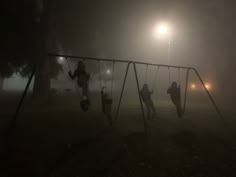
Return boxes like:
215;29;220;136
0;61;14;90
31;0;63;101
2;0;62;99
1;1;29;91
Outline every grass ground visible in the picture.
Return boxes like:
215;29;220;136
0;91;236;177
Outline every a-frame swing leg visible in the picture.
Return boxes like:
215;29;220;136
114;62;147;135
192;68;224;119
7;65;36;154
182;69;190;115
13;65;37;123
133;63;147;134
115;62;131;121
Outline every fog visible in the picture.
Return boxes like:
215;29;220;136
1;0;236;110
45;0;235;103
1;1;236;176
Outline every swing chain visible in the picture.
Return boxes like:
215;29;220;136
98;61;102;89
144;64;148;84
178;68;181;86
168;67;171;84
152;66;160;91
110;61;115;96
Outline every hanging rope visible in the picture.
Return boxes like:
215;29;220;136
110;61;115;97
98;61;102;90
168;67;171;85
144;64;148;84
182;69;189;115
152;66;160;90
178;68;181;86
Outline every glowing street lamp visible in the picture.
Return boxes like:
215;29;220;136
106;69;111;75
191;83;196;90
204;83;211;90
153;23;172;65
57;56;64;64
158;24;169;35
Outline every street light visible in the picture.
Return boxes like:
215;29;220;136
57;56;64;64
153;23;172;65
204;83;211;90
158;24;168;34
191;83;196;90
106;69;111;75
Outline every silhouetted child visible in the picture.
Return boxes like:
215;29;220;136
101;87;112;125
68;61;90;110
140;84;157;120
167;81;182;117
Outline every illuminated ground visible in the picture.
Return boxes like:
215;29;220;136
0;92;236;177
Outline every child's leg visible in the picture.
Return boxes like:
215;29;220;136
148;99;157;118
82;82;89;98
149;99;156;113
145;102;151;120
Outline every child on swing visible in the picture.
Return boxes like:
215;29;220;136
101;87;113;125
140;84;157;120
68;61;90;110
167;81;182;117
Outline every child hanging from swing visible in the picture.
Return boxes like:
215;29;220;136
140;84;157;120
68;61;90;110
101;87;113;125
167;81;182;117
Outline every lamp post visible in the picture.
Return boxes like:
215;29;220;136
154;23;172;65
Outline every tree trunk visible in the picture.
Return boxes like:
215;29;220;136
32;55;50;102
32;0;55;102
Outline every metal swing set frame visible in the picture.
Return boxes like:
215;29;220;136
13;53;224;134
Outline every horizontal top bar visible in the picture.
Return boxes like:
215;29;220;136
48;53;194;70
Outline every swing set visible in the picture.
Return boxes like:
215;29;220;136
140;64;188;118
13;53;223;134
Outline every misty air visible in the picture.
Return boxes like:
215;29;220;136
1;1;236;177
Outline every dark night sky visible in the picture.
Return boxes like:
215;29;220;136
2;0;236;93
52;0;236;85
55;1;236;58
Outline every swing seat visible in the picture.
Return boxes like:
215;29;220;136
80;99;90;112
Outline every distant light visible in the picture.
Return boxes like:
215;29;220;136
204;83;211;90
59;57;64;61
191;84;196;90
57;57;64;64
152;23;171;39
106;69;111;75
158;25;168;34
